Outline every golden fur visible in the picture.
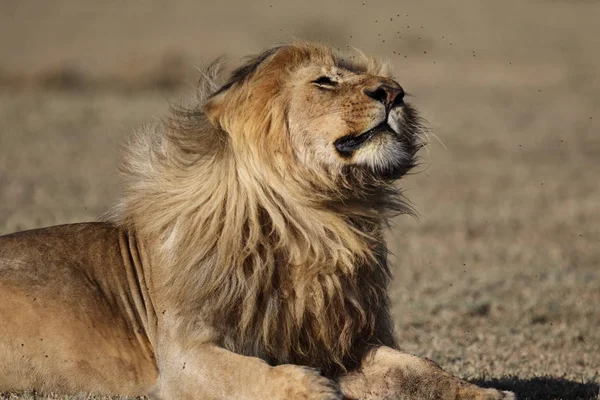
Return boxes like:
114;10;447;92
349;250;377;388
0;41;514;399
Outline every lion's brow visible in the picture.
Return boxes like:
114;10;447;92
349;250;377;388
212;46;282;97
335;57;369;74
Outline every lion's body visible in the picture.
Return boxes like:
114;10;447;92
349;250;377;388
0;42;514;399
0;223;156;395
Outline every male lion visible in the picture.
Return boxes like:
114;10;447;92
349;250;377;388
0;42;514;400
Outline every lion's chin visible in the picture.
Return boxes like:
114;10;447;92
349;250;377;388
350;139;418;181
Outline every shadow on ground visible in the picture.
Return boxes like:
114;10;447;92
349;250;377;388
473;376;600;400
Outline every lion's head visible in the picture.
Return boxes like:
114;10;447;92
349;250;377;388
202;42;423;184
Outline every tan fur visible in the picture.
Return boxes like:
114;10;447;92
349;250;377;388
0;42;514;399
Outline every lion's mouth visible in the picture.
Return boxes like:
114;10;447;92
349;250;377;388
334;122;392;157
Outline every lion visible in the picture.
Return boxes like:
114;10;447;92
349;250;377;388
0;41;515;400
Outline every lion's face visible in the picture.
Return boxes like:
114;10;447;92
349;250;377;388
204;43;422;181
286;63;421;180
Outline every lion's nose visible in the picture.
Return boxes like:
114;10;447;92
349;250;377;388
364;84;405;111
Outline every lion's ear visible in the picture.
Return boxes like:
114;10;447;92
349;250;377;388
203;92;227;128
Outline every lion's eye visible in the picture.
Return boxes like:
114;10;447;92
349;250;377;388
312;76;338;88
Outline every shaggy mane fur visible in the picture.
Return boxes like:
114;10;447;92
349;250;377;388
107;42;423;376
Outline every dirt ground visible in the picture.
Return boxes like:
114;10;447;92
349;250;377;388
1;1;599;399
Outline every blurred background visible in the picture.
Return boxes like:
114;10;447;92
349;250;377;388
1;1;599;398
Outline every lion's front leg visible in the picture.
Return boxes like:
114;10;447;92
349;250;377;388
338;347;515;400
154;342;342;400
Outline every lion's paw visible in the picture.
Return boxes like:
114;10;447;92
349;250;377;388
471;388;517;400
494;390;516;400
456;383;517;400
269;365;343;400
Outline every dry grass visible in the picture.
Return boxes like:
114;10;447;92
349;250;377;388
1;0;599;399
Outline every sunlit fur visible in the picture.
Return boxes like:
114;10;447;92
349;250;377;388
107;41;424;376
